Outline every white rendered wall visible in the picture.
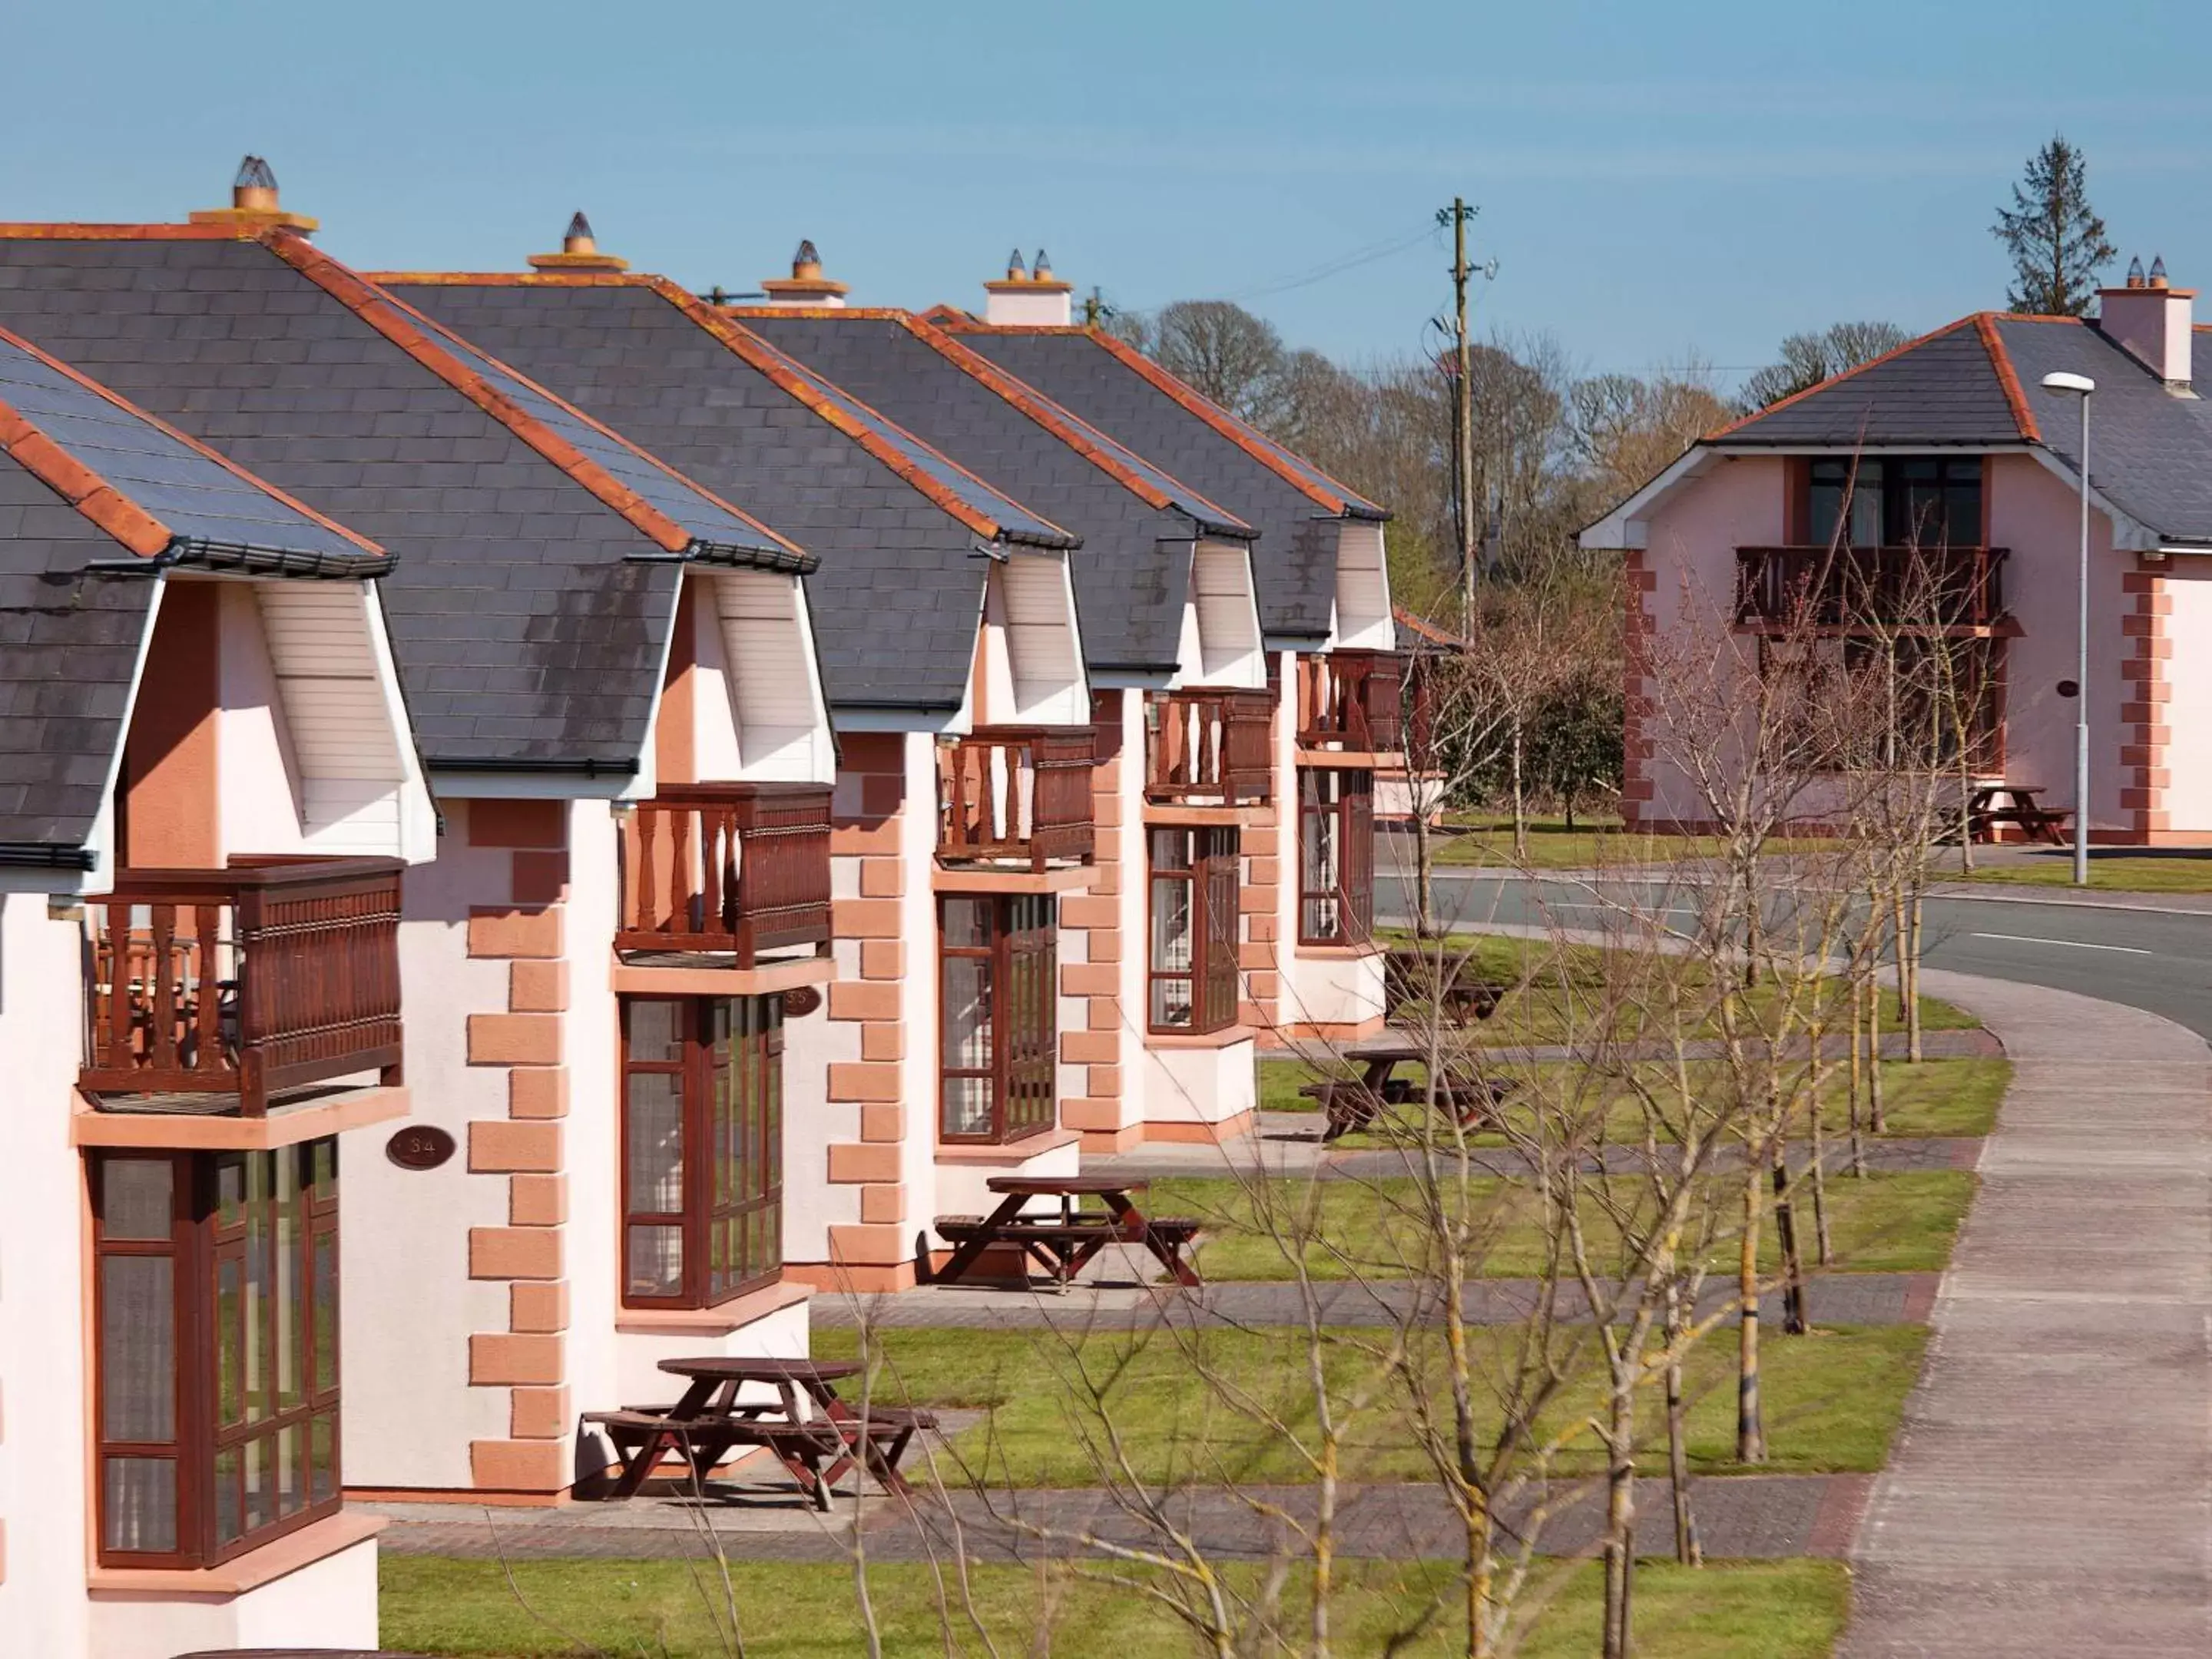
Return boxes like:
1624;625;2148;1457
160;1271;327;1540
1115;697;1151;1131
1283;948;1387;1031
1332;522;1395;650
0;891;95;1657
1141;1038;1258;1130
217;581;310;857
564;800;622;1468
88;1537;379;1659
2159;558;2212;832
612;1302;810;1412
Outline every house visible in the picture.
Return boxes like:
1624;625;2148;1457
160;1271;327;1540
1581;265;2212;843
929;285;1402;1039
0;316;431;1654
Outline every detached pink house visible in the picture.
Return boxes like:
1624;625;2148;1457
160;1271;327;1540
1584;265;2212;841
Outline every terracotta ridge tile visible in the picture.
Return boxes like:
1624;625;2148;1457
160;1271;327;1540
0;396;169;555
1974;313;2042;445
642;279;1072;547
0;321;386;558
261;235;694;554
358;271;636;288
0;222;253;242
1705;316;1979;442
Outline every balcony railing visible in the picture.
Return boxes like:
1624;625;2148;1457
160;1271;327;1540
1295;650;1406;753
617;783;833;963
938;727;1096;870
1145;689;1274;806
82;859;404;1116
1736;546;2009;631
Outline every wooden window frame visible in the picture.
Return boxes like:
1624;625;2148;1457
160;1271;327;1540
91;1142;341;1571
1299;769;1374;947
619;996;785;1311
1147;826;1241;1035
1806;455;1985;549
939;894;1058;1145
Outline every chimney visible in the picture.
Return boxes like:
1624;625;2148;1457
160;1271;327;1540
528;212;629;273
757;240;849;306
2098;252;2194;390
188;155;318;235
982;246;1073;327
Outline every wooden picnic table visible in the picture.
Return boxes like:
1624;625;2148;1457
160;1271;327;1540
1382;946;1505;1025
929;1174;1204;1290
1967;783;2070;846
585;1356;933;1508
1304;1033;1518;1141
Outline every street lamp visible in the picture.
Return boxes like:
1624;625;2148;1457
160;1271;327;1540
2041;370;2096;886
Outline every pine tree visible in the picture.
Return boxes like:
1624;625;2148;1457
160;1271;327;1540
1992;136;2118;316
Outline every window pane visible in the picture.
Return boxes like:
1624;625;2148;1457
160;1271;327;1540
626;998;682;1063
625;1071;684;1214
943;956;993;1068
103;1458;176;1554
102;1159;172;1240
214;1151;247;1230
943;897;989;950
244;1435;271;1535
217;1256;243;1425
244;1162;270;1426
1151;875;1193;973
626;1225;684;1297
311;1413;337;1505
276;1150;302;1409
942;1076;993;1139
312;1229;339;1396
279;1422;305;1517
101;1256;174;1441
1152;974;1194;1028
215;1444;242;1545
1149;827;1190;873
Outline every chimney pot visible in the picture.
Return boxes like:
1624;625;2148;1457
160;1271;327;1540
2151;254;2170;290
758;238;848;306
1032;248;1054;283
528;211;628;273
2127;255;2147;289
791;239;823;280
189;154;317;235
983;244;1073;327
2098;261;2195;390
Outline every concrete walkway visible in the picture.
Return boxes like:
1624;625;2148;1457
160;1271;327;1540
1843;970;2212;1657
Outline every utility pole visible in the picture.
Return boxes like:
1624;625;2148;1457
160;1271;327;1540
1439;197;1480;623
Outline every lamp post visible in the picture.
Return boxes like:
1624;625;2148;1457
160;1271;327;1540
2041;370;2096;886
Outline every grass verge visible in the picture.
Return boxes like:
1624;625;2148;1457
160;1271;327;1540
1959;854;2212;894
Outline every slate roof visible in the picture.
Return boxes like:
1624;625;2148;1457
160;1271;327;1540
736;310;1256;675
940;322;1385;641
0;229;707;773
375;274;1078;711
1710;310;2212;545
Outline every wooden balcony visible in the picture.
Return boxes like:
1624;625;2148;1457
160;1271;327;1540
616;784;833;963
1736;546;2010;632
938;727;1096;870
82;859;404;1117
1295;650;1406;753
1145;689;1274;806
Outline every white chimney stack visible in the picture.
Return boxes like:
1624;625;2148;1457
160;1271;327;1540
2098;253;2193;390
758;240;849;306
982;246;1072;327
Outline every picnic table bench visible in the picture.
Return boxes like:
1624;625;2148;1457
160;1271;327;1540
584;1356;935;1508
1382;946;1507;1025
1306;1032;1520;1141
928;1175;1204;1290
1967;783;2070;846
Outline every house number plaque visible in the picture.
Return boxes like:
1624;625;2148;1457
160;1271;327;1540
783;985;823;1019
386;1124;457;1171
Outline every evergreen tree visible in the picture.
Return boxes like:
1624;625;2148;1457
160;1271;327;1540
1992;136;2117;316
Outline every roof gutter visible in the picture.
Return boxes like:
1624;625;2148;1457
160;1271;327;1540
0;841;98;871
85;536;396;580
427;756;641;777
626;538;820;576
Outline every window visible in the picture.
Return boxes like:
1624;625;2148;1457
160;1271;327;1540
1300;769;1374;945
1150;826;1241;1033
1809;457;1983;549
941;894;1057;1143
621;996;783;1308
92;1141;340;1568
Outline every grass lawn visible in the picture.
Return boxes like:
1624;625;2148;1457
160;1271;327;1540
1260;1056;2009;1142
811;1323;1926;1486
1366;932;1979;1048
1960;853;2212;894
1153;1171;1973;1282
1426;816;1830;872
381;1556;1849;1657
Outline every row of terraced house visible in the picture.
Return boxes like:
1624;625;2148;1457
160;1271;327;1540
0;163;1405;1657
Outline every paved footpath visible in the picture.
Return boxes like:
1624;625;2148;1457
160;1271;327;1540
1843;970;2212;1657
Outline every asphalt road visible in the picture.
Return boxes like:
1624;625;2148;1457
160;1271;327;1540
1378;865;2212;1043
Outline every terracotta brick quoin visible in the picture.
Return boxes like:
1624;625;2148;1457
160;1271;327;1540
468;798;568;849
859;939;906;980
508;1067;570;1120
1061;1029;1117;1065
510;1281;570;1333
1248;856;1280;886
509;849;571;906
508;959;570;1014
470;1119;561;1174
837;731;905;773
1249;915;1278;944
510;1385;572;1441
1090;863;1121;897
1059;896;1118;929
468;906;563;960
1238;887;1272;915
827;1142;901;1184
1088;995;1125;1033
829;819;901;857
1059;1098;1121;1132
1247;972;1280;1000
469;1013;563;1067
859;858;905;898
859;1103;907;1143
826;1223;909;1267
469;1333;564;1386
1238;942;1273;970
859;1184;907;1224
1061;962;1117;997
861;774;904;816
470;1227;562;1281
470;1439;566;1492
508;1173;568;1227
828;1061;902;1102
1089;931;1123;963
833;898;902;939
860;1023;906;1062
1089;1064;1124;1098
829;981;901;1022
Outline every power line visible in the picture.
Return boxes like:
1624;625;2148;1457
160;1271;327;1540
1224;223;1440;303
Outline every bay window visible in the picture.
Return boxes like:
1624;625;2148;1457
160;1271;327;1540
621;995;783;1309
93;1141;340;1568
1149;826;1241;1033
941;894;1057;1144
1299;769;1374;945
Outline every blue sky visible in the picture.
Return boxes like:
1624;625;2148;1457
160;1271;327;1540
10;0;2204;391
